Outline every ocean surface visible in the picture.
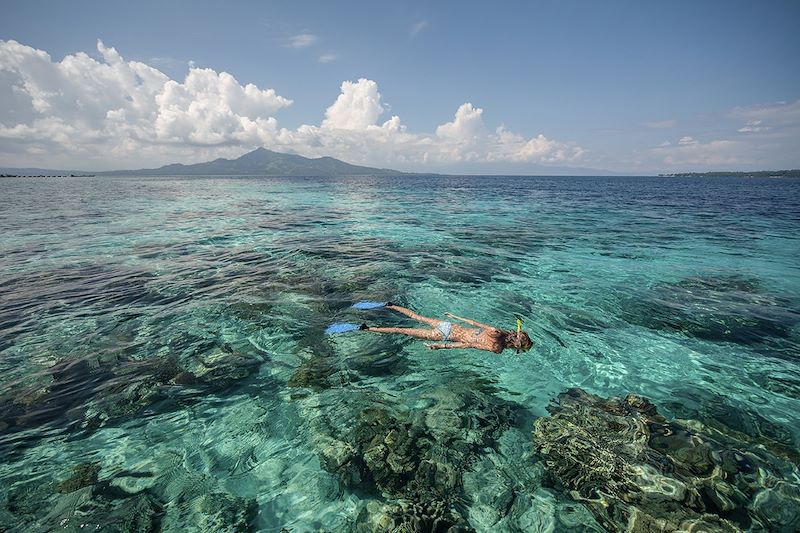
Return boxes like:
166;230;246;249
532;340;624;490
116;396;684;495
1;174;799;532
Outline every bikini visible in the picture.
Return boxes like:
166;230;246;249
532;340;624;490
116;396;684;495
436;321;484;342
436;321;453;341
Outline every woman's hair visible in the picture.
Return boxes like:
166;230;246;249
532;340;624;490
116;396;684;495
502;330;534;353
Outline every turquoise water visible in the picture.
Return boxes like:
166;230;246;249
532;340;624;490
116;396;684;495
1;175;799;531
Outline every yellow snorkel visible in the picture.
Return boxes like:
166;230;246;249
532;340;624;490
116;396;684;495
512;318;523;353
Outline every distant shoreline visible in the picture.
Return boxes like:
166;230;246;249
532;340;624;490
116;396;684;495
3;148;798;179
2;170;799;179
659;170;800;178
1;174;95;178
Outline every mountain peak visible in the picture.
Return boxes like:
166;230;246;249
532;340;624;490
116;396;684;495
247;147;272;155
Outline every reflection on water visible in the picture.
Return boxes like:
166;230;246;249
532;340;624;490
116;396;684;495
1;175;799;531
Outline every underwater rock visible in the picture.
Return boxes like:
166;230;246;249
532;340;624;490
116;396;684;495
58;461;101;493
2;455;258;532
619;274;798;346
98;493;161;533
5;477;58;523
4;472;163;533
40;490;162;533
664;389;799;465
532;388;800;533
1;351;262;454
187;350;262;387
288;356;340;391
750;481;800;533
0;358;115;441
161;492;257;533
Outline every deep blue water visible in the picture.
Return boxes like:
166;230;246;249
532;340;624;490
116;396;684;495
0;175;799;531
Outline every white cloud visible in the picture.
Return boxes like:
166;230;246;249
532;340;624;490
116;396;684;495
652;137;742;166
154;68;291;144
436;103;487;139
647;101;800;170
321;78;388;130
411;20;429;37
729;99;800;138
737;119;770;133
287;33;318;48
318;53;337;63
0;39;292;154
0;40;584;171
730;99;800;126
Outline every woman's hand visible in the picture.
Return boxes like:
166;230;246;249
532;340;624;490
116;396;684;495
426;343;442;350
444;312;455;318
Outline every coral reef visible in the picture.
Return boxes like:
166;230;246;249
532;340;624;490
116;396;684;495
620;274;798;347
306;376;525;532
3;462;164;532
0;350;262;450
533;388;800;533
1;457;257;532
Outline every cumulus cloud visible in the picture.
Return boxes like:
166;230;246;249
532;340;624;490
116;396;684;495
321;79;389;130
154;68;290;144
436;103;487;139
0;40;584;170
287;33;318;48
0;39;292;162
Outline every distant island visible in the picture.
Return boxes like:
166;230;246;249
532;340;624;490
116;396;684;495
4;151;799;179
1;148;406;178
100;147;407;177
659;169;800;178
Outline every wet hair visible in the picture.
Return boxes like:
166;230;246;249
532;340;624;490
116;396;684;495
502;330;534;353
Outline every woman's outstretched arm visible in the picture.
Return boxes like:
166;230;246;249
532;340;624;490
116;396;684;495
443;312;495;330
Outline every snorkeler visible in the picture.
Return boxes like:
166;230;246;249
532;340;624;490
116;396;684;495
359;304;534;354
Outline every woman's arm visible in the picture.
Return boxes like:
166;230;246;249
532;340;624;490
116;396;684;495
426;342;469;350
444;312;495;330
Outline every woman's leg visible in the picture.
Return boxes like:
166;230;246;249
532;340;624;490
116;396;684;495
386;305;440;327
365;326;442;340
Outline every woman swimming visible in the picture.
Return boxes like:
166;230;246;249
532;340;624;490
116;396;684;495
359;304;534;354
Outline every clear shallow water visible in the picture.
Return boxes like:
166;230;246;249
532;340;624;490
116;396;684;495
0;175;799;531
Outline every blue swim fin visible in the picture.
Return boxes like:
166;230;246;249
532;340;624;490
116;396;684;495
325;322;363;335
351;301;390;310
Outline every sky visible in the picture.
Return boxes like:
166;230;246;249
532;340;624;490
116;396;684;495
0;0;798;174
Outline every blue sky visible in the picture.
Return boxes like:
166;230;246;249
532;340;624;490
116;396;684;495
1;0;798;173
